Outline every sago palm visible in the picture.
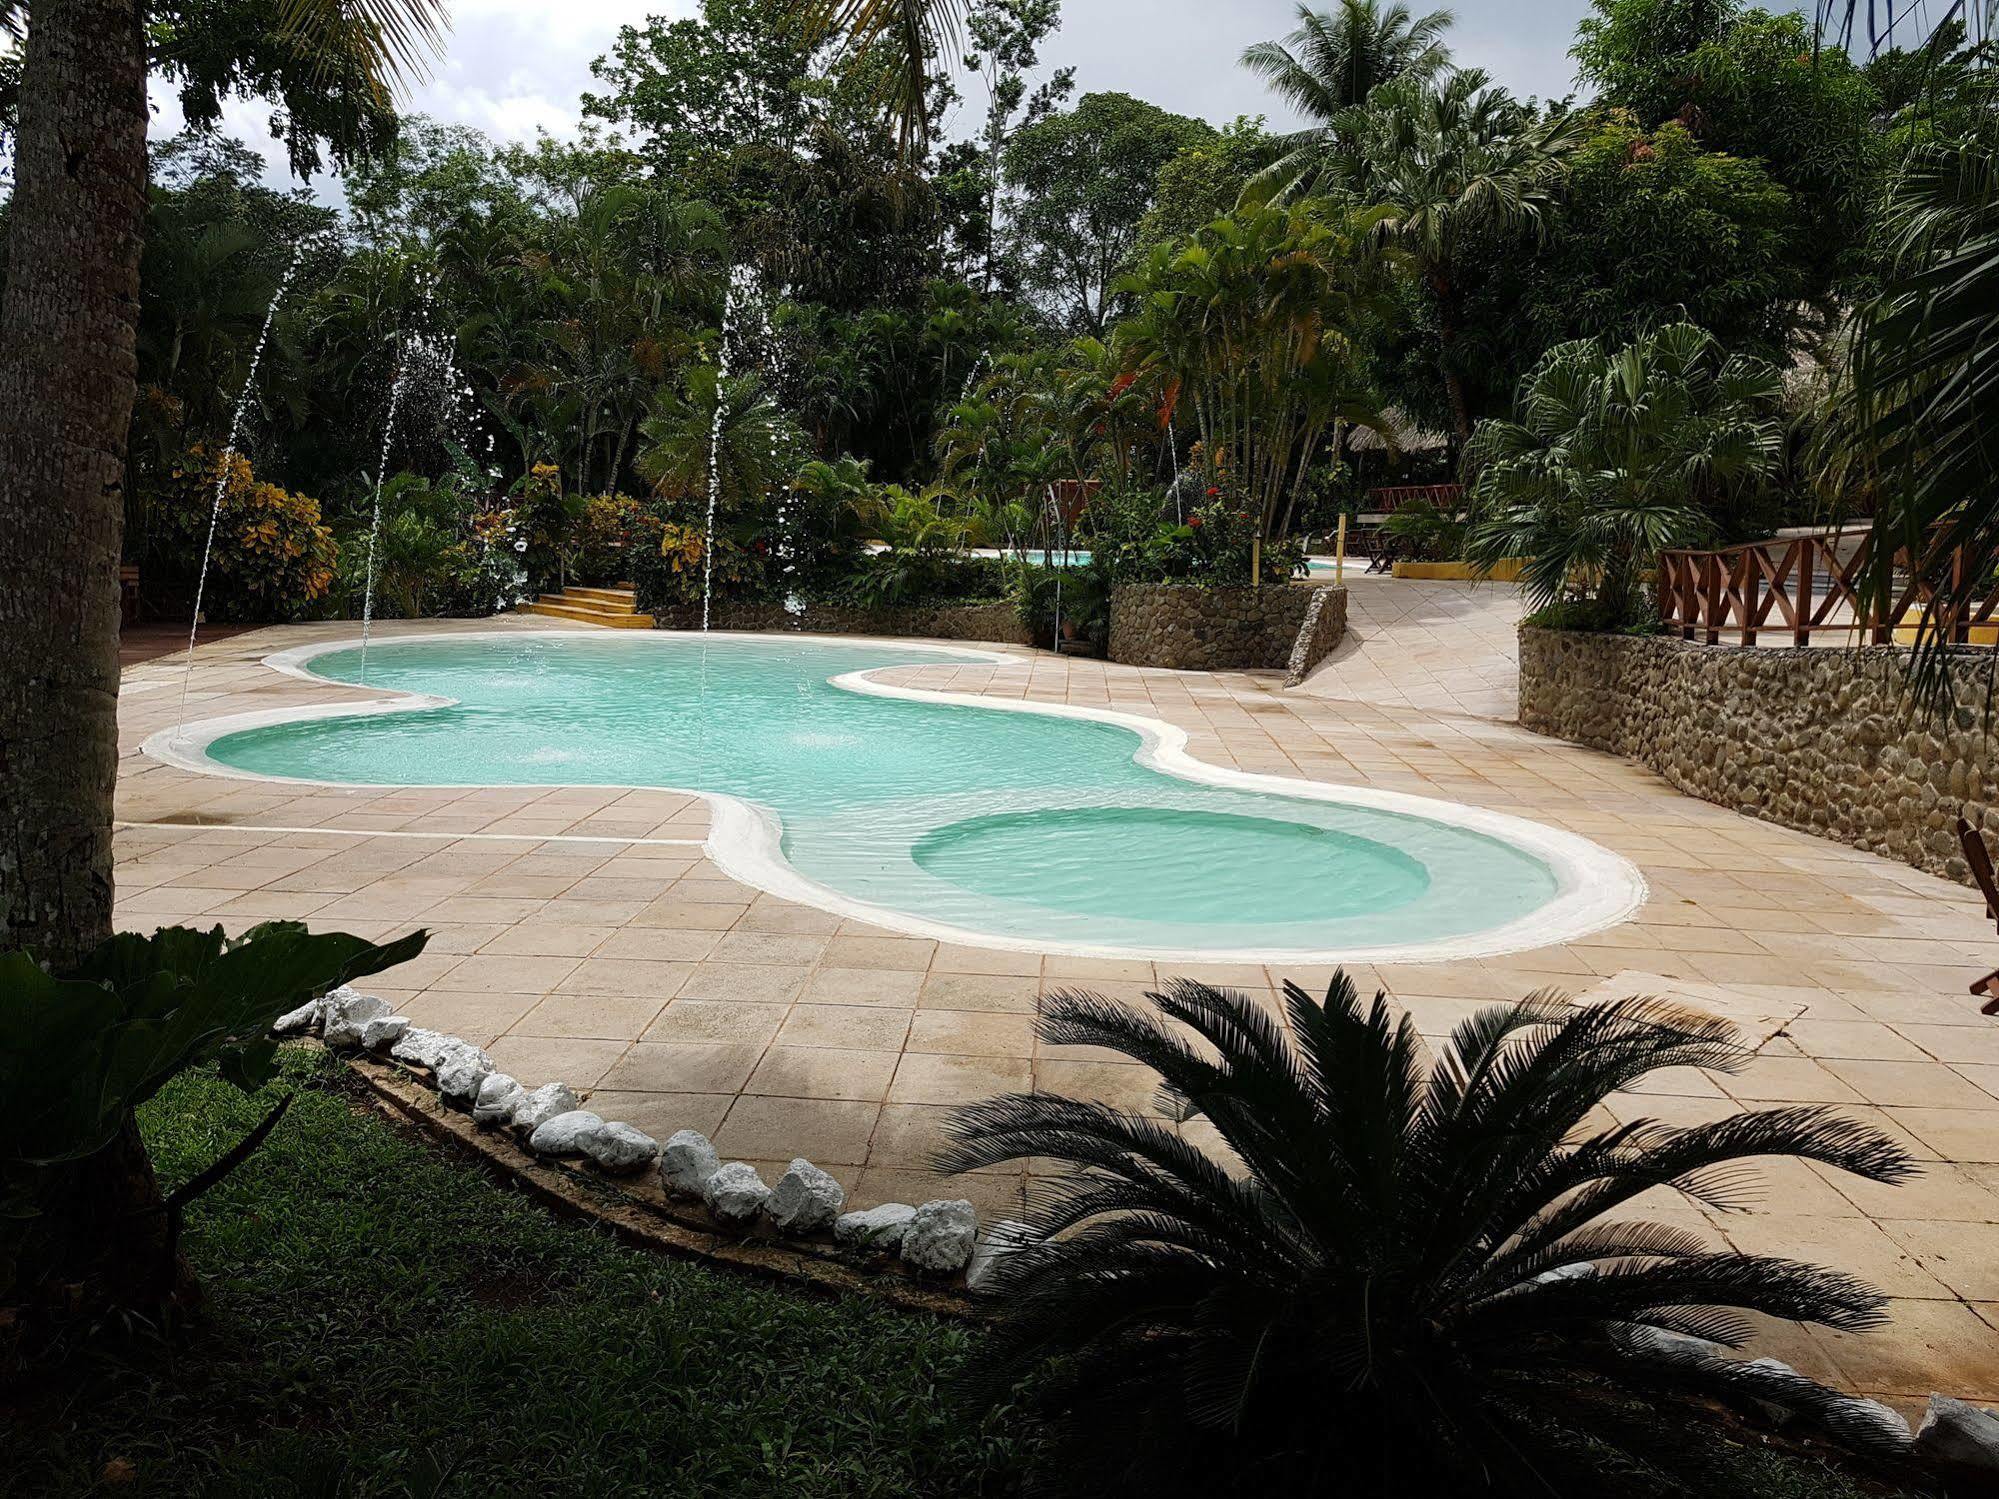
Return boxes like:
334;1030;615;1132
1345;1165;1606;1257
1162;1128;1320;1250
1241;0;1457;204
942;974;1916;1497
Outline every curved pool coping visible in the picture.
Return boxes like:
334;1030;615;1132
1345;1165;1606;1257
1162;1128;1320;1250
141;628;1648;964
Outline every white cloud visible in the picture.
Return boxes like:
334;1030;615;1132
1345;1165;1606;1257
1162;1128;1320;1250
139;0;1596;201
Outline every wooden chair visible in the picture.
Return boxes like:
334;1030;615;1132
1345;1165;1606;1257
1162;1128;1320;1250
1954;817;1999;1015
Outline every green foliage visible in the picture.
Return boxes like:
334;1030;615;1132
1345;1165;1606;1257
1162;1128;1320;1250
150;447;339;622
1240;0;1457;204
941;973;1917;1495
1833;117;1999;707
1137;117;1280;248
1571;0;1882;291
1003;92;1215;333
1115;201;1391;538
1466;322;1787;626
1377;494;1464;560
0;923;424;1291
1352;70;1587;442
1519;117;1803;356
1;1047;1024;1495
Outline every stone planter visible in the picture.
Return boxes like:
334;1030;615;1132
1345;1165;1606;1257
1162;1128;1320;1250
1108;581;1345;674
647;600;1030;645
1518;625;1999;883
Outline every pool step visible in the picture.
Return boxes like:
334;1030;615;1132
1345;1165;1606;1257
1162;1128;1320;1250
524;586;654;629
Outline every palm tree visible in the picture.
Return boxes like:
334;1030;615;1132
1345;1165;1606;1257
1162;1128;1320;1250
1835;121;1999;707
1241;0;1456;204
1354;70;1583;445
942;974;1917;1495
1113;202;1392;542
1466;322;1787;627
802;0;966;155
0;0;445;1311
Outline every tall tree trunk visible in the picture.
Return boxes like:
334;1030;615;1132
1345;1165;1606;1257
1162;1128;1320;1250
0;0;191;1313
0;0;147;964
1429;269;1473;450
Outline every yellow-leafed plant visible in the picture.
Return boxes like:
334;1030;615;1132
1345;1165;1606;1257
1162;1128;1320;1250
158;446;339;622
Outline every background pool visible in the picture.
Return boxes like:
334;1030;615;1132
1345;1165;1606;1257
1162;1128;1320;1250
204;635;1566;957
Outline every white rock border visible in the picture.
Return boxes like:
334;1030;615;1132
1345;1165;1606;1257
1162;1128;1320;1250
279;995;984;1282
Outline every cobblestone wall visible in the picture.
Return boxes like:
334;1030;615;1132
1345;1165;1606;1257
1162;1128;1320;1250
1285;586;1350;686
1518;626;1999;882
650;600;1030;645
1108;582;1344;672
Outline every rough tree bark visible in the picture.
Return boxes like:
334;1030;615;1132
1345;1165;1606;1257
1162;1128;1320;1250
0;0;190;1310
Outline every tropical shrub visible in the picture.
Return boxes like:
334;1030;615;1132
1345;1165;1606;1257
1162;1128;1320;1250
941;974;1918;1497
1;921;425;1315
1086;483;1306;588
1465;322;1786;628
1114;201;1390;540
151;447;338;622
567;493;650;585
827;550;1012;610
1378;494;1465;561
509;462;580;594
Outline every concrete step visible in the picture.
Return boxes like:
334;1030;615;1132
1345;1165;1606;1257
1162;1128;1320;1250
525;599;655;628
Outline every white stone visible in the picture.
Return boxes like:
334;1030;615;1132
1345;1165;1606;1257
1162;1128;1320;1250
834;1202;916;1251
472;1073;526;1128
435;1045;494;1105
389;1027;451;1069
319;990;392;1049
582;1121;659;1173
272;997;324;1036
659;1130;722;1197
702;1162;771;1226
511;1082;580;1134
359;1014;410;1052
1916;1395;1999;1471
527;1110;606;1156
900;1198;977;1274
965;1219;1035;1293
765;1159;844;1234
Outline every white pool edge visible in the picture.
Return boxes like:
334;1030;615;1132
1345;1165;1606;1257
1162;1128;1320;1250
141;627;1648;965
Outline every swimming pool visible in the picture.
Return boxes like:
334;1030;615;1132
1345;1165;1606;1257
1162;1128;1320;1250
154;632;1643;962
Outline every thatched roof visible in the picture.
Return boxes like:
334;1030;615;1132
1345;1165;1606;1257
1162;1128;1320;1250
1347;407;1448;454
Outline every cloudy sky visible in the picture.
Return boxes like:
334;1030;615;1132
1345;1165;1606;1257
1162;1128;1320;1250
155;0;1598;195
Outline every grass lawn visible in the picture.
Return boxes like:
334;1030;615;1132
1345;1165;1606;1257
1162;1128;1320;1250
0;1047;1912;1499
1;1048;1025;1497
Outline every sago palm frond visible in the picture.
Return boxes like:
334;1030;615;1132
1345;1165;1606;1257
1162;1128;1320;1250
941;974;1916;1496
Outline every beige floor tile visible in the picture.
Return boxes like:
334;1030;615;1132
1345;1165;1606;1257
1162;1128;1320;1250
513;992;669;1041
918;972;1041;1013
675;962;810;1005
802;967;926;1007
906;1009;1035;1057
581;1090;732;1142
746;1046;900;1102
485;1035;631;1091
889;1052;1032;1106
642;999;788;1047
776;1005;914;1051
713;1096;881;1165
596;1041;762;1094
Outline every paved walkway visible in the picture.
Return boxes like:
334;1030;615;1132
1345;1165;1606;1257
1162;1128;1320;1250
113;589;1999;1413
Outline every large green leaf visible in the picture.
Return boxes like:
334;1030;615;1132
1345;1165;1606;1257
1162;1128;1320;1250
0;923;427;1171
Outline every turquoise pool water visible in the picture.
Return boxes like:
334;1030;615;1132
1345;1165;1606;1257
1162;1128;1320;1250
202;635;1569;956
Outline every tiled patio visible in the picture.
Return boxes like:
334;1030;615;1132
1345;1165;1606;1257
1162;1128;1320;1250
114;580;1999;1411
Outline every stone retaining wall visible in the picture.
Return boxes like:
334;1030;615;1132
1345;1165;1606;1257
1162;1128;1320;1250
1285;586;1350;686
1109;582;1344;672
650;600;1030;645
1518;626;1999;881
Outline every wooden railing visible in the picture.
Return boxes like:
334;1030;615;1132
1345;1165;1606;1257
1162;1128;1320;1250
1362;483;1464;516
1657;528;1999;647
